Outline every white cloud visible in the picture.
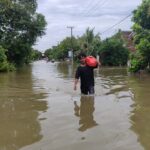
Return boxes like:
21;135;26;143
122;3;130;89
33;0;142;51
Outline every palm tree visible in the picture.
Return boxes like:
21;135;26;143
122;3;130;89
81;27;101;56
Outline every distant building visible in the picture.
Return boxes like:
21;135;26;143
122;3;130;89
121;31;136;52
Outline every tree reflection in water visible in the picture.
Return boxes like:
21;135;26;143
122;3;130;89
129;76;150;150
74;95;98;132
0;66;48;150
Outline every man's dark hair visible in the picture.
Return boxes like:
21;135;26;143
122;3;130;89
77;52;86;60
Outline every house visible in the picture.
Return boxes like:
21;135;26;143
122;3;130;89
121;31;136;52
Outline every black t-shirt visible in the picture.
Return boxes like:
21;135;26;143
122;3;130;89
75;66;95;88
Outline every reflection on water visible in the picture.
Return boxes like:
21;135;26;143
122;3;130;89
56;63;150;150
1;61;150;150
74;96;98;132
129;76;150;150
0;64;48;150
56;62;75;79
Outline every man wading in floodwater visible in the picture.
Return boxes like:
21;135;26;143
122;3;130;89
74;52;99;95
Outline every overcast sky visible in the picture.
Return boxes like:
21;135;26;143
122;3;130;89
34;0;142;52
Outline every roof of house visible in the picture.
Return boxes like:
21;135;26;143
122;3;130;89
121;31;136;52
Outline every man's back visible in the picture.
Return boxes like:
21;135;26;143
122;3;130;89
75;65;94;89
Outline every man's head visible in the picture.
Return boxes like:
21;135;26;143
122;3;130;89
77;52;86;60
77;52;86;65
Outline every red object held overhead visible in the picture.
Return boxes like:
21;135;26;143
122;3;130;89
85;56;98;67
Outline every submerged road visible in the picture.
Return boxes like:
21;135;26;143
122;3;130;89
0;60;150;150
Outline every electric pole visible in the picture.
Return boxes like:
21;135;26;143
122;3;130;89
67;26;74;62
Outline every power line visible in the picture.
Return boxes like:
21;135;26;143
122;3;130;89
79;0;105;16
100;14;132;34
84;0;108;17
78;0;98;16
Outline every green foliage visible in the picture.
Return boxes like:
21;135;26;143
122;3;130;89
132;0;150;30
0;45;15;72
44;48;53;60
47;27;101;61
137;38;150;63
0;45;8;71
79;27;101;56
0;0;47;65
130;0;150;73
45;28;132;67
0;61;9;72
99;38;129;66
31;49;42;60
0;46;7;62
129;53;147;73
0;61;15;72
48;37;80;60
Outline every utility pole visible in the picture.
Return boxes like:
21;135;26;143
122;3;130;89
67;26;74;62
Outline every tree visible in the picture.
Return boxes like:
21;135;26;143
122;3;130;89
132;0;150;30
99;37;129;66
31;49;42;60
130;0;150;72
44;48;53;60
80;27;101;56
48;28;102;61
49;37;80;60
0;0;47;65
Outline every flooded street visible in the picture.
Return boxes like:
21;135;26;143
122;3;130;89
0;60;150;150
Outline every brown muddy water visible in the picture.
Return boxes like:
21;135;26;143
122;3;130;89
0;60;150;150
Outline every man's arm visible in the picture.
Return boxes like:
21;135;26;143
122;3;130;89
74;67;80;91
97;60;101;66
74;78;79;90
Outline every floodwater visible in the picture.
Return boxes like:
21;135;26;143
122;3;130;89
0;60;150;150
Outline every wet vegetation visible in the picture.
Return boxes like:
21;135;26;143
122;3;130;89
0;0;46;72
44;28;129;67
129;0;150;73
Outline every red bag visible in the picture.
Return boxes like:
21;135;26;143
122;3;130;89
85;56;98;67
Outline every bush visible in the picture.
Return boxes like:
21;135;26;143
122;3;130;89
0;61;9;72
99;38;129;66
0;46;7;62
0;46;16;72
129;53;147;73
